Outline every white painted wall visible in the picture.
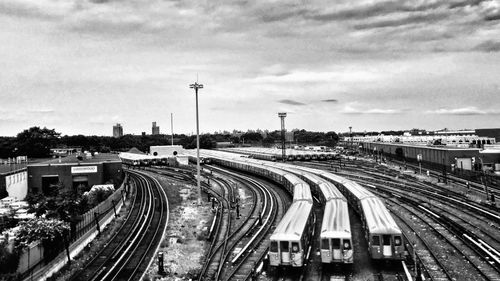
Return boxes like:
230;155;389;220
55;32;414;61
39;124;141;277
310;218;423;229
6;171;28;200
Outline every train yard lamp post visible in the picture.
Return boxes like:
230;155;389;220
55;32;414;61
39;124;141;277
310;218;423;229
349;126;353;151
478;157;490;201
190;81;203;205
278;112;287;161
417;154;422;175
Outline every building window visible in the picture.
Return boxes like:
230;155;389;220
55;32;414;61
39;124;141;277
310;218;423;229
41;176;59;196
73;176;89;193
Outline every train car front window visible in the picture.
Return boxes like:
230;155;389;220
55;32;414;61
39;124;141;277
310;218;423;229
394;236;402;246
332;238;341;249
372;235;380;246
343;239;351;250
271;241;278;252
280;241;289;252
321;239;329;250
383;235;391;246
292;242;299;253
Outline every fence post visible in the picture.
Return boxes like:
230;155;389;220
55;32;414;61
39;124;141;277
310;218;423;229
112;199;118;217
64;231;71;264
121;189;126;204
94;212;101;236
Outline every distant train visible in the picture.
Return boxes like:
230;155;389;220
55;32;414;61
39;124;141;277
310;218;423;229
261;163;353;265
202;151;314;267
119;152;174;167
187;155;212;165
198;149;404;263
299;167;405;260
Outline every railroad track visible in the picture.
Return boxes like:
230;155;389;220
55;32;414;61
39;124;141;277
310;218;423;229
206;166;283;281
329;164;500;225
353;177;500;280
304;159;500;280
69;169;169;281
197;175;234;281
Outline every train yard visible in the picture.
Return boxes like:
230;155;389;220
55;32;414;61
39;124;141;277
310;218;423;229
105;149;500;281
69;169;169;281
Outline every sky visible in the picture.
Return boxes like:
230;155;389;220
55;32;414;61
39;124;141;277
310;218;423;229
0;0;499;136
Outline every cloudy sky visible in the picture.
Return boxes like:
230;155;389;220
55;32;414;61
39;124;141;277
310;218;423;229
1;0;499;136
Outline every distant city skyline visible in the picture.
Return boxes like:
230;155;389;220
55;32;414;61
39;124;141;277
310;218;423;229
1;1;499;136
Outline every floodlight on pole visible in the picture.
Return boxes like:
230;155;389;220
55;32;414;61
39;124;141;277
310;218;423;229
278;112;287;161
349;126;353;150
189;81;203;205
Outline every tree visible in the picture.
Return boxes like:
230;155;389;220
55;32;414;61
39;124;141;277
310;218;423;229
241;132;263;143
14;218;70;261
180;135;216;149
15;127;60;158
0;243;19;274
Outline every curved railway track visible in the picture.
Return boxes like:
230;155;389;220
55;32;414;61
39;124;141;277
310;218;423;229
204;166;285;281
69;169;169;281
313;160;500;280
197;175;234;281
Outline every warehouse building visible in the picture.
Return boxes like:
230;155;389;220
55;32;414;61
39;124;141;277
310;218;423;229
360;142;500;173
27;153;123;195
0;165;28;200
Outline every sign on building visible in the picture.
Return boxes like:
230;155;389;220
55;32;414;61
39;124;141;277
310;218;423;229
71;166;98;174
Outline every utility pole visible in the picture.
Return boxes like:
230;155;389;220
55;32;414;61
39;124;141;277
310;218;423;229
189;81;203;204
278;112;287;161
349;126;353;152
170;113;174;146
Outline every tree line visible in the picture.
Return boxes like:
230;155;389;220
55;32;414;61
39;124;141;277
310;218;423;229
0;127;339;158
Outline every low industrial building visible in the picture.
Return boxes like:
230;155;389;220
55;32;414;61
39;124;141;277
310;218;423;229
27;153;123;195
150;145;184;157
0;164;28;200
360;142;500;173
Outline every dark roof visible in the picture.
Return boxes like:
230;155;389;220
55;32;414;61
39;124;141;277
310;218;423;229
0;164;27;175
127;147;146;154
29;153;121;166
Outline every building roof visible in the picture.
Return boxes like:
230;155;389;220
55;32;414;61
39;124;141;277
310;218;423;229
127;147;146;154
29;153;121;166
0;164;27;175
363;141;481;151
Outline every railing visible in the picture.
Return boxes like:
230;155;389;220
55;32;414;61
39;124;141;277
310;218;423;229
19;176;129;280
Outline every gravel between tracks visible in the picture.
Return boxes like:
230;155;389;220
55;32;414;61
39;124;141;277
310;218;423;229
142;172;213;281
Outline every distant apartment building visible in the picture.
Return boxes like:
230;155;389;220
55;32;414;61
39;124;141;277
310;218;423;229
113;123;123;138
152;122;160;135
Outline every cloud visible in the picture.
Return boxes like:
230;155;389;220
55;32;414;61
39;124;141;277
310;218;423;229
341;103;403;115
473;40;500;52
259;64;291;77
449;0;489;9
278;99;306;106
89;114;122;124
0;0;73;20
322;99;338;103
353;12;449;30
426;107;500;115
28;108;54;114
255;70;383;84
305;1;445;23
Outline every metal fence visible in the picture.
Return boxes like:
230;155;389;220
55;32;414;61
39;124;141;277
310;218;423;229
72;183;127;242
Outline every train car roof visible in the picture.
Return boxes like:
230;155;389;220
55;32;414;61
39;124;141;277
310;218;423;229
317;182;345;201
270;201;313;241
293;183;313;203
119;152;157;161
321;199;351;238
341;180;376;200
283;172;304;186
361;197;401;234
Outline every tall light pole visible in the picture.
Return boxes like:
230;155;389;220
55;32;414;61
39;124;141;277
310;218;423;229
170;113;174;146
278;112;287;161
349;126;353;151
190;81;203;204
